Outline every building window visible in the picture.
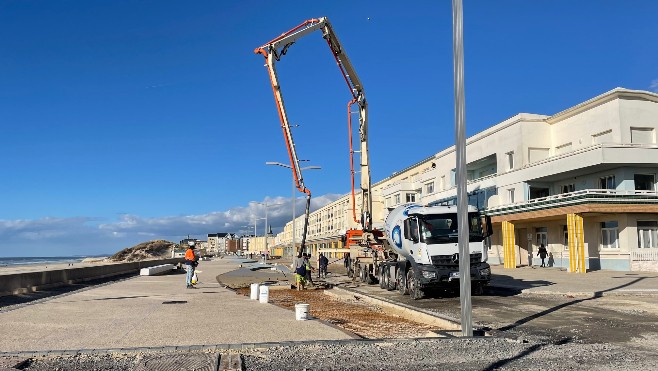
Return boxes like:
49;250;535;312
440;176;446;190
630;127;655;144
506;152;514;171
529;186;550;199
394;194;400;205
450;170;456;187
561;184;575;194
637;221;658;248
385;197;391;207
563;225;569;251
536;227;548;249
508;188;515;203
406;193;416;203
634;174;655;191
601;221;619;249
425;182;435;194
600;175;616;190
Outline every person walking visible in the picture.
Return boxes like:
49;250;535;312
318;253;329;278
537;244;548;267
184;241;199;289
292;251;306;291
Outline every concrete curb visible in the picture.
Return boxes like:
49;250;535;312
329;286;462;331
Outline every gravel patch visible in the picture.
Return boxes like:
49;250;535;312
241;338;658;371
7;338;658;370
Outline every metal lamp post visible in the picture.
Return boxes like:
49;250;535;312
453;0;472;337
250;217;265;259
251;203;284;262
265;161;321;256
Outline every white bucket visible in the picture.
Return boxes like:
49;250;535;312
250;283;260;300
259;285;269;303
295;303;310;320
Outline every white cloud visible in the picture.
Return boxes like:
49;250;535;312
98;193;342;237
0;193;342;257
651;79;658;93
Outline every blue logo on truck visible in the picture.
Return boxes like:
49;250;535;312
402;204;422;217
391;225;402;249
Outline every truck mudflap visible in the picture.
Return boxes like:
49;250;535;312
415;262;491;288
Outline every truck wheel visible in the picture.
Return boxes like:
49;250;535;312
365;264;375;285
396;267;408;295
359;265;368;282
379;266;386;289
386;266;396;291
407;267;425;300
382;266;390;290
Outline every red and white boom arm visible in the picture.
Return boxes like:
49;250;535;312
254;17;373;251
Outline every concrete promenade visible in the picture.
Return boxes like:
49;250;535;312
490;264;658;297
0;257;352;355
1;256;658;356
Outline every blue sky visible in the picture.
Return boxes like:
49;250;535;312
1;1;657;256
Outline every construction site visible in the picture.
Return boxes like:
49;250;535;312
2;2;658;370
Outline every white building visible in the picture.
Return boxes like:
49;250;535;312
273;88;658;272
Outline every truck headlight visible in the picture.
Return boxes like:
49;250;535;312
479;267;491;277
422;271;436;279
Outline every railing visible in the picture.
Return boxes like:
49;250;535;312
632;250;658;262
487;189;658;216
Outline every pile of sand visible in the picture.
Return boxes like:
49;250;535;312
109;240;176;262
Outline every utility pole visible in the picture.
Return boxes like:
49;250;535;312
453;0;472;337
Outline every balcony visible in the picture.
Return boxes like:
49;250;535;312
486;189;658;217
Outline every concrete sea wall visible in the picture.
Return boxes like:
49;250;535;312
0;258;182;296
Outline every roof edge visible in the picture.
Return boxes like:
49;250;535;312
547;88;658;124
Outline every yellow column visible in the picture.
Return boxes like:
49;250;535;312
567;213;587;273
502;221;516;269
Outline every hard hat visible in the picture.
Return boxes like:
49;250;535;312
188;240;196;247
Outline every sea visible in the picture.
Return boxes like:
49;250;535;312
0;255;106;268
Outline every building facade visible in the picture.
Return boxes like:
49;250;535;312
207;233;239;255
272;88;658;271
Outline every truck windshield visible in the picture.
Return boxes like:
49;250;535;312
419;212;484;244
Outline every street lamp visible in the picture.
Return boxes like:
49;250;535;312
265;161;321;256
251;203;283;262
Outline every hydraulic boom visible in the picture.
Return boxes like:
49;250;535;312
255;17;373;252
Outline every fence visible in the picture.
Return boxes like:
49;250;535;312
632;250;658;261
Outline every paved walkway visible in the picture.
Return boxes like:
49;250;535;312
490;264;658;296
2;256;658;356
0;257;352;354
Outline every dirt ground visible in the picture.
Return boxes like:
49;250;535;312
235;287;438;339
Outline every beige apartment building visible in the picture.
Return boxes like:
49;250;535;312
273;88;658;272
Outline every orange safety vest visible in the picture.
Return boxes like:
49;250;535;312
185;248;195;262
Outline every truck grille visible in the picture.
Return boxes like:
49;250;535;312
431;252;482;267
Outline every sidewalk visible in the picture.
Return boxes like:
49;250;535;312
490;264;658;296
0;257;353;354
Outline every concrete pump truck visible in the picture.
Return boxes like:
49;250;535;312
255;17;492;299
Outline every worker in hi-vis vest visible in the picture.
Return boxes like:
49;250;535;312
184;241;199;289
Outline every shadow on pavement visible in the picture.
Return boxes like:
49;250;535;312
483;337;572;370
498;276;657;332
420;273;555;299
